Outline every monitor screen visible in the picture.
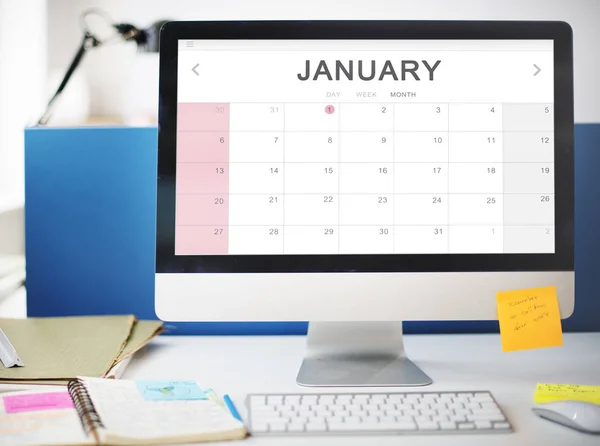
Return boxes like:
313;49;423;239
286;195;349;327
174;39;554;256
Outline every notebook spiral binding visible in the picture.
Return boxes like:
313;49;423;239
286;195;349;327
68;379;105;436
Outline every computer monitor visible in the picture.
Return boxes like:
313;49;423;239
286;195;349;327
155;20;574;387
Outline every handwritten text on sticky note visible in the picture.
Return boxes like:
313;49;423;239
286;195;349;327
136;380;208;401
496;286;563;352
2;392;74;414
535;383;600;405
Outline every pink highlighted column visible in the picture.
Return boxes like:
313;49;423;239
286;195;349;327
175;103;230;254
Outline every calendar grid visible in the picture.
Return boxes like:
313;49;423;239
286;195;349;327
174;102;555;255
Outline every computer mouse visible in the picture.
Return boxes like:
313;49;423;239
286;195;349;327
532;401;600;434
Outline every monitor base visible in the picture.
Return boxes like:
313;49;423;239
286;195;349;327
296;322;432;387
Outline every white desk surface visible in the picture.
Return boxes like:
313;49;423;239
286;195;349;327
123;332;600;446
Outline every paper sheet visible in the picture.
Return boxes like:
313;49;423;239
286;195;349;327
535;383;600;405
0;390;91;446
496;285;563;352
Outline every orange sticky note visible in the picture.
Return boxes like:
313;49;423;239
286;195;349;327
496;286;563;352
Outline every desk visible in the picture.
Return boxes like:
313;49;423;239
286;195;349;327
123;333;600;446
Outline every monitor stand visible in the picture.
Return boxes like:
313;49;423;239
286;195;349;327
296;322;432;387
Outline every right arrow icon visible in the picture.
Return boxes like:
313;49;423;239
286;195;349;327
533;64;541;76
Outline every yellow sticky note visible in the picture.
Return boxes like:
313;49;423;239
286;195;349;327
534;383;600;405
496;286;563;352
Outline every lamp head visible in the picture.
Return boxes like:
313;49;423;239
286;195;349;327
113;20;170;53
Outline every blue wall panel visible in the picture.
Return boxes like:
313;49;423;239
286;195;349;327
24;125;600;334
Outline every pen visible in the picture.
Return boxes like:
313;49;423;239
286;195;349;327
223;394;243;422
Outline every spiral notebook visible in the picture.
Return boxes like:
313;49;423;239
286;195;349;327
0;377;247;445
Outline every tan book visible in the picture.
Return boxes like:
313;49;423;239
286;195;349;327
0;316;136;381
0;319;163;387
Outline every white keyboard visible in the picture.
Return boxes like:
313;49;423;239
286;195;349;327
246;391;512;435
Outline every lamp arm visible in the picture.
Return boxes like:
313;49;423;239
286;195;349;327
37;32;100;126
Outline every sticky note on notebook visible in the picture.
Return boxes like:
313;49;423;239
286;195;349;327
496;286;563;352
136;380;208;401
2;391;74;414
535;383;600;405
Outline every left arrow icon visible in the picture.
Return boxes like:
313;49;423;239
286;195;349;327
192;64;199;76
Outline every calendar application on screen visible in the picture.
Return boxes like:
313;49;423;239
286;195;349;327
175;40;554;255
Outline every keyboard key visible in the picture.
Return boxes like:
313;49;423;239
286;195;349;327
458;423;476;430
362;416;380;424
417;420;439;430
327;415;344;423
471;393;493;402
467;413;505;422
449;415;467;423
345;416;361;424
432;415;449;423
439;421;456;430
474;420;493;429
494;422;511;430
327;423;358;431
453;409;470;418
269;423;287;432
481;402;500;410
287;423;305;432
363;403;380;412
305;423;327;432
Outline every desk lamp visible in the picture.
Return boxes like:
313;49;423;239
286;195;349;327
37;8;168;126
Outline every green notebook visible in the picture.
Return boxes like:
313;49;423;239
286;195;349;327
0;315;138;381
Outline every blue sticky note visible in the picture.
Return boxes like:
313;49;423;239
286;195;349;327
136;381;208;401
